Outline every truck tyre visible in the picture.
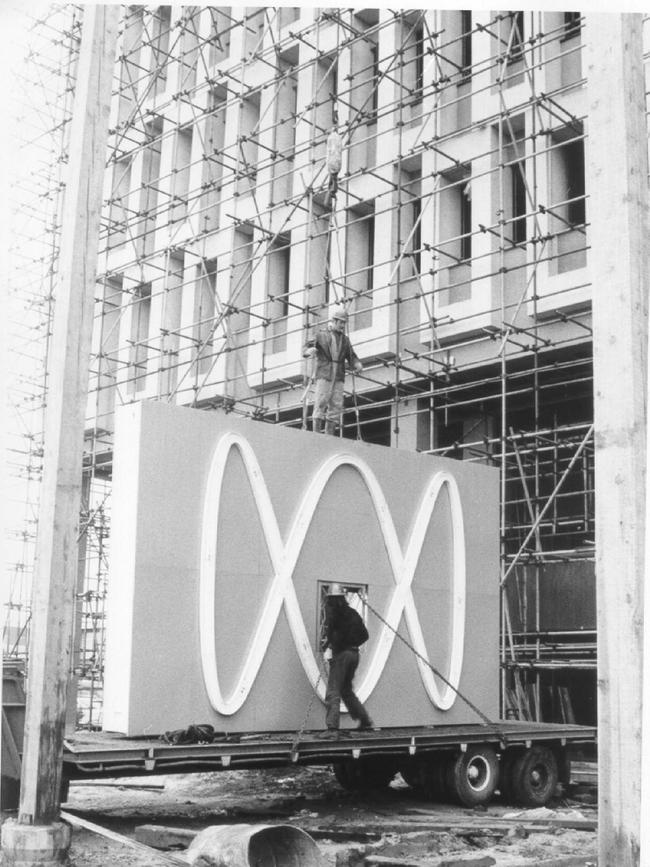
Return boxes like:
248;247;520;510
333;757;396;791
445;746;499;807
510;746;559;807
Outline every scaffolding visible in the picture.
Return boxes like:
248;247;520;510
6;6;600;728
4;3;81;661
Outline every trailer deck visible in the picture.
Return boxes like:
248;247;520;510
63;722;596;780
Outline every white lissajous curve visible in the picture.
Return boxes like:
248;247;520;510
200;432;466;715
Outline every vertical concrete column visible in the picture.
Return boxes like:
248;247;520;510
585;14;648;867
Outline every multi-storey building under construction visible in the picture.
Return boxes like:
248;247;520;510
7;7;614;729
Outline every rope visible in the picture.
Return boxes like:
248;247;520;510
359;591;506;741
290;671;323;762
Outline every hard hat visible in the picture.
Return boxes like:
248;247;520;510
329;304;347;322
327;582;345;596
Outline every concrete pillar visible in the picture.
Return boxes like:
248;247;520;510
586;14;648;867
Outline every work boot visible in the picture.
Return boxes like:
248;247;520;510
313;418;325;433
325;420;337;436
315;729;340;740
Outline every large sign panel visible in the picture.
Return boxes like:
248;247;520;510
103;402;500;735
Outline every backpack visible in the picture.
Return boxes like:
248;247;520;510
346;608;369;647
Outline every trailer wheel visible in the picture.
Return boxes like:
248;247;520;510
445;746;499;807
510;746;559;807
333;757;396;791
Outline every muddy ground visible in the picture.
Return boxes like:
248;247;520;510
21;765;600;866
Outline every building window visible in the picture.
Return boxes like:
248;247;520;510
109;156;132;248
398;165;422;278
195;258;217;373
231;225;254;328
439;168;472;266
278;7;299;27
503;122;527;244
370;42;380;119
549;126;586;273
511;163;527;243
201;87;227;232
460;182;472;261
313;54;338;164
139;119;163;259
150;6;171;95
411;197;422;273
267;234;291;353
129;283;151;393
563;139;586;226
399;17;425;114
96;277;123;421
507;11;525;64
414;26;424;101
244;7;266;59
172;126;192;224
460;10;472;76
308;208;331;309
208;7;231;66
272;60;297;203
562;11;581;40
346;202;375;330
237;91;260;194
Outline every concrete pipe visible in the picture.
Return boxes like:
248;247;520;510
187;823;326;867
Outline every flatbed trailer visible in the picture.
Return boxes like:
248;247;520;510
63;721;596;809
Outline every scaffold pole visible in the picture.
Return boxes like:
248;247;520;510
1;6;119;863
586;13;648;867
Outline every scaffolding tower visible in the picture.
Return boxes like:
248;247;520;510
6;6;600;729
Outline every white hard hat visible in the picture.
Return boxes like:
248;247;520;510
327;582;345;596
329;304;348;322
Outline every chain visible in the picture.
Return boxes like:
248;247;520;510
290;671;323;762
359;592;505;737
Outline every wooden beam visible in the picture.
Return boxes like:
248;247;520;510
14;4;120;827
62;814;189;867
585;13;648;867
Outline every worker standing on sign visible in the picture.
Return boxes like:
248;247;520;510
317;583;375;739
303;304;362;435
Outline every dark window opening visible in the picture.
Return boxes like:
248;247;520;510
412;198;422;273
512;163;527;243
563;11;581;39
461;10;472;76
270;236;291;318
507;11;525;63
129;282;152;392
368;214;375;293
460;185;472;260
414;26;424;102
565;139;586;225
370;43;379;118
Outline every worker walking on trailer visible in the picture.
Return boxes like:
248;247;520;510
303;304;362;435
317;583;375;739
